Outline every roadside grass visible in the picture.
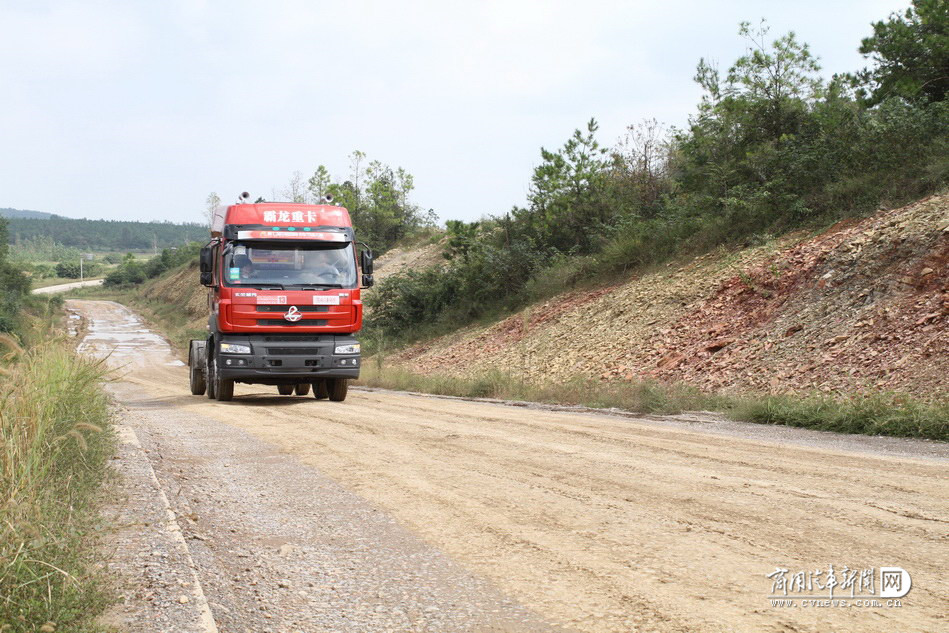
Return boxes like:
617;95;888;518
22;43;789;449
730;392;949;441
0;334;113;632
358;364;724;415
58;285;126;301
358;364;949;441
5;295;66;349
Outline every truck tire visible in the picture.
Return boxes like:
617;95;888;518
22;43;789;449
206;351;234;401
277;385;295;395
313;380;328;400
206;354;216;400
189;359;206;396
189;363;206;395
189;341;206;395
294;383;311;396
216;376;234;401
327;378;348;402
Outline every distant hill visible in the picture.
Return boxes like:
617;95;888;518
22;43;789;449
0;207;60;220
4;215;208;252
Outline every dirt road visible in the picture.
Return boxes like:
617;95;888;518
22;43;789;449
71;300;948;633
32;278;104;294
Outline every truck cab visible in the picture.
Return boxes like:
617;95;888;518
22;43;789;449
188;201;373;402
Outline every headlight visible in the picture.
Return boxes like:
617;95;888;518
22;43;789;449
334;343;360;355
220;342;252;354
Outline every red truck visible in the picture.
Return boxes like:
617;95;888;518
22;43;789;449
188;193;373;402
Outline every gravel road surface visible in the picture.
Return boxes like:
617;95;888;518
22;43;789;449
71;300;948;633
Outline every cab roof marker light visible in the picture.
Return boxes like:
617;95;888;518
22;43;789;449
235;230;349;241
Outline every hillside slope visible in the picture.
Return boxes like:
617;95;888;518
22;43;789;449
0;207;57;219
391;194;948;397
372;239;444;284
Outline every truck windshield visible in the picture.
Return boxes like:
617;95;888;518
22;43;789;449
223;242;357;288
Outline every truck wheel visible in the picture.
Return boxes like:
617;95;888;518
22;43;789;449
206;354;217;400
313;380;328;400
294;383;311;396
189;358;206;395
206;353;234;401
189;341;206;395
327;378;348;402
216;377;234;401
277;385;294;395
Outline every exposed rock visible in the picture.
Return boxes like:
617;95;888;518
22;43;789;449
704;338;735;353
784;324;803;337
656;353;686;370
389;194;949;398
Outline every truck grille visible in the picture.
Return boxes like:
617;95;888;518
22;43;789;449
256;319;328;326
255;305;329;312
262;336;325;342
265;347;323;355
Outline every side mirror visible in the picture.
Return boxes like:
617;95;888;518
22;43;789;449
200;271;213;287
199;246;213;273
362;274;374;288
359;248;373;276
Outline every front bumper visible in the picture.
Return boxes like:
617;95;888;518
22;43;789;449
215;333;360;384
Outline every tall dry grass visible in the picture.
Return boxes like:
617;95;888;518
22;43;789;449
0;334;112;631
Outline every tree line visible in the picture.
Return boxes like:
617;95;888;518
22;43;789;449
0;218;32;332
5;217;207;252
366;2;949;340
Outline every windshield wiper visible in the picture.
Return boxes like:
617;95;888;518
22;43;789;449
287;283;344;289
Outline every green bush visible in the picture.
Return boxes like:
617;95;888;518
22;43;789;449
0;219;31;333
104;243;200;287
54;261;81;278
29;263;55;279
8;236;81;264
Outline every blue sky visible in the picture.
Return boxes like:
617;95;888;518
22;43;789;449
1;0;908;224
